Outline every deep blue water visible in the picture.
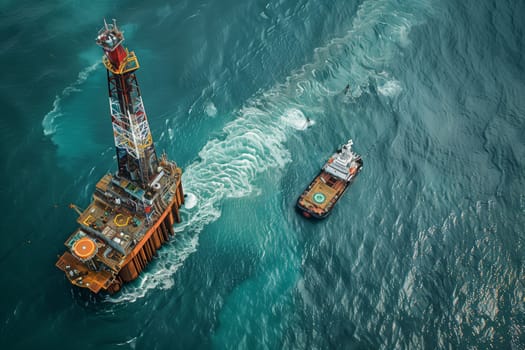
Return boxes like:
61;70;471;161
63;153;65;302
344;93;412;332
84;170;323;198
1;0;525;349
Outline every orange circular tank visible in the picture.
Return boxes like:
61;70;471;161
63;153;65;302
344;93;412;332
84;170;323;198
73;237;97;260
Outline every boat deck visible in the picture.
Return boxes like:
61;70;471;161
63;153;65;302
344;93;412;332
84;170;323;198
74;197;145;252
56;252;113;293
299;172;347;214
56;159;184;294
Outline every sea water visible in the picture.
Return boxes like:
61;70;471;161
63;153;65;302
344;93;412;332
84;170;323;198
1;0;524;348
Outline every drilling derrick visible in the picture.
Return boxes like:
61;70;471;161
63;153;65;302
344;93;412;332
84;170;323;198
56;20;185;294
96;20;158;187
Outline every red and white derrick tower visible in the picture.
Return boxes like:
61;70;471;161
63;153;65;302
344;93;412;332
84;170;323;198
96;19;158;188
55;21;185;294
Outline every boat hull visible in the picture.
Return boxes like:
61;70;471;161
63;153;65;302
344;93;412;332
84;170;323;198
55;169;185;294
296;158;362;219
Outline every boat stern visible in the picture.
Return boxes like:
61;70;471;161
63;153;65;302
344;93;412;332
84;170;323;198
295;199;330;219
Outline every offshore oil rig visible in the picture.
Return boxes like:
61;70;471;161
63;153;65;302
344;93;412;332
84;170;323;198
56;20;184;294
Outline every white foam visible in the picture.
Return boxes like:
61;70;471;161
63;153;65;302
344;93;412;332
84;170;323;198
205;101;218;117
397;24;412;48
378;80;402;97
107;234;199;303
280;108;315;130
42;96;62;136
42;62;100;136
184;193;198;209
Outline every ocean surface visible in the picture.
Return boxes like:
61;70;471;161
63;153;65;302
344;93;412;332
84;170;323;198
1;0;524;348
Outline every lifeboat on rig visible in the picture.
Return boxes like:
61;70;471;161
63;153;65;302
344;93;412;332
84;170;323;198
296;139;363;219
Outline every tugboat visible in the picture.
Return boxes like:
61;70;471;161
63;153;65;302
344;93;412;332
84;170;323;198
296;140;363;219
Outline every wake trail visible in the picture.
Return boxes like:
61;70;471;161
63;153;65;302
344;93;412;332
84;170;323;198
107;0;430;302
42;62;100;136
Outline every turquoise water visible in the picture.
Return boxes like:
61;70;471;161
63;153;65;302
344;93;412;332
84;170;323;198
1;0;525;348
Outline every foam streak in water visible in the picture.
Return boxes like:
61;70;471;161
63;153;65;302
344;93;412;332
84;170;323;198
109;105;293;302
42;62;100;136
109;0;430;302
